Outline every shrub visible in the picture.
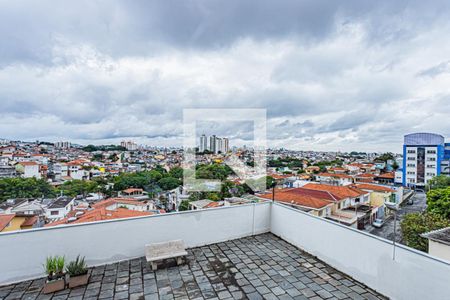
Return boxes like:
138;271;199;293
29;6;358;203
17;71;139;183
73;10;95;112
66;255;88;277
44;256;65;280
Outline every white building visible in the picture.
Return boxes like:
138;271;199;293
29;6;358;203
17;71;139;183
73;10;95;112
121;141;138;151
15;162;40;179
45;197;75;221
402;133;450;187
54;141;71;149
199;134;208;152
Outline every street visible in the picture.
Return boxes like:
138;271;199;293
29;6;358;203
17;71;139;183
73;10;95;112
367;191;427;243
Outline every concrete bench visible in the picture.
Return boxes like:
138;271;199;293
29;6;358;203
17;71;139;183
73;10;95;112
145;240;188;270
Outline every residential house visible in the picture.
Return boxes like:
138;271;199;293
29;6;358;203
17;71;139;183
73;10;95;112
422;227;450;262
352;183;396;221
15;161;40;178
0;214;40;232
305;166;320;174
92;198;156;212
189;199;222;210
45;207;155;227
0;165;16;178
45;197;75;221
258;188;334;218
375;172;395;185
302;183;372;228
315;173;354;186
119;188;149;200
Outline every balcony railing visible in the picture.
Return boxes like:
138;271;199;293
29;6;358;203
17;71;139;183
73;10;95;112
1;201;450;300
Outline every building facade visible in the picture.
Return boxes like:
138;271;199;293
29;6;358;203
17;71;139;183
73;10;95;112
402;133;450;187
199;134;208;152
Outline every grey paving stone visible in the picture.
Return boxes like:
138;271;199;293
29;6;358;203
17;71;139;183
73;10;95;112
0;233;387;300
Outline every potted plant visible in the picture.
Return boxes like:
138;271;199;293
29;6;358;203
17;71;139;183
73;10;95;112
42;256;66;294
66;255;89;288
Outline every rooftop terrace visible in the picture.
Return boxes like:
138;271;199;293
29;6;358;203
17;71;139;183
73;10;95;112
0;202;450;300
0;234;385;300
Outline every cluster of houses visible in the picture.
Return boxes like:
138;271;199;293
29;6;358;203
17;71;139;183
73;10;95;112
0;139;406;232
0;188;167;232
0;141;185;183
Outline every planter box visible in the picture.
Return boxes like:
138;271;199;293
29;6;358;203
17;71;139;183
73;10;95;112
68;273;89;288
42;278;65;294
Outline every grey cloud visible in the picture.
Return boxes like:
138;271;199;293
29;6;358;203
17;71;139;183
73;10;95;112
418;61;450;77
1;0;450;151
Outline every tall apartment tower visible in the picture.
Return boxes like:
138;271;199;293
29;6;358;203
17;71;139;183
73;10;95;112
402;133;450;187
215;138;223;154
209;135;217;153
199;134;208;152
223;138;229;153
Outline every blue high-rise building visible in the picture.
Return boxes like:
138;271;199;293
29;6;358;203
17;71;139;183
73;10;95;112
402;133;450;187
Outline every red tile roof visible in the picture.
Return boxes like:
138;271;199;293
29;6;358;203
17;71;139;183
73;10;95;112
21;216;38;227
317;173;353;179
303;183;368;199
46;208;153;227
17;161;38;166
0;214;15;231
122;188;143;194
91;198;146;209
376;172;395;179
259;188;334;209
354;184;395;193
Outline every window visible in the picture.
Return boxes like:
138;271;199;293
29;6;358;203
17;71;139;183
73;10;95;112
428;157;436;161
426;173;435;176
51;211;59;215
407;150;416;153
407;171;415;175
407;164;415;167
427;150;436;154
407;157;416;161
426;165;435;168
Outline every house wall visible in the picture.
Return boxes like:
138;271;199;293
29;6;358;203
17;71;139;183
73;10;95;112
0;217;26;232
271;202;450;300
0;202;271;284
369;191;390;207
429;240;450;262
24;165;40;179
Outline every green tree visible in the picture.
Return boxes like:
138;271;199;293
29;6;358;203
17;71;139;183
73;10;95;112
113;170;163;191
168;167;183;179
179;200;190;211
0;178;56;202
157;177;181;191
58;180;100;197
376;152;395;163
391;161;399;171
427;187;450;218
266;176;276;189
401;212;450;252
427;175;450;190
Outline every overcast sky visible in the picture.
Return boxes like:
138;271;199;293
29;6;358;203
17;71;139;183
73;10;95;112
1;0;450;152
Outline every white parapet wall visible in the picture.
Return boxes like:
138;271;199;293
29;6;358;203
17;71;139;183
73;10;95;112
270;202;450;300
0;202;271;284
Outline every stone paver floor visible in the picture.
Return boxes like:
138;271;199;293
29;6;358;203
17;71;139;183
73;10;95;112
0;233;387;300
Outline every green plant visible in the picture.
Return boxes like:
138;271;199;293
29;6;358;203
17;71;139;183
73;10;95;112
44;256;65;280
55;256;65;275
401;212;450;252
66;255;88;277
44;256;56;277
